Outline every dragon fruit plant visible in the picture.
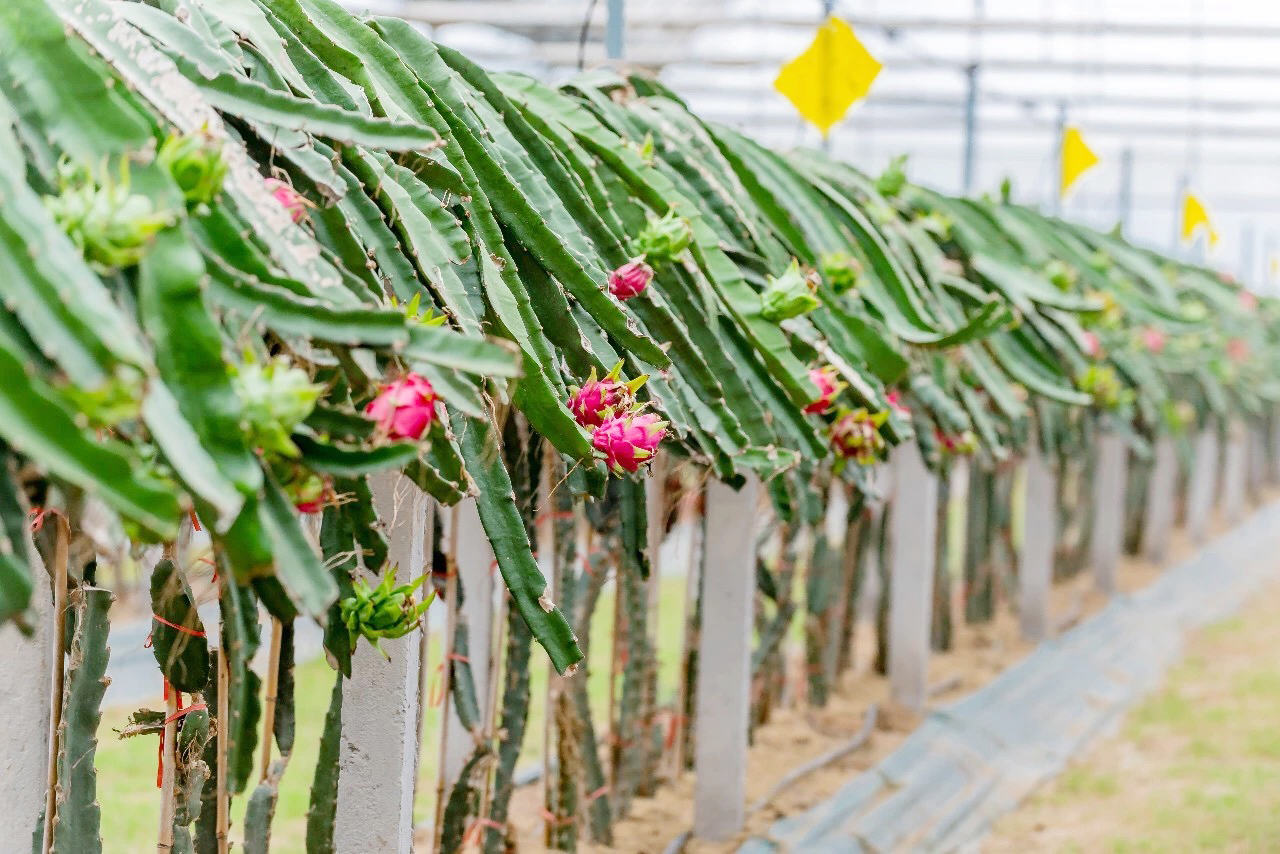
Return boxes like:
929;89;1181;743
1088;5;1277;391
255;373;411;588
829;408;889;468
608;259;654;301
935;429;979;457
232;355;323;458
820;251;864;295
1044;259;1077;292
631;208;694;263
761;260;822;322
364;373;441;442
592;412;668;475
803;366;845;415
43;159;176;272
569;362;648;427
1078;364;1132;410
265;176;312;223
339;567;435;658
156;128;227;207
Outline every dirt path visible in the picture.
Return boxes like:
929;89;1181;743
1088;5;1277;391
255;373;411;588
985;575;1280;853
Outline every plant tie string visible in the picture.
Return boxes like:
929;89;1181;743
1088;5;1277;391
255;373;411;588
145;614;206;649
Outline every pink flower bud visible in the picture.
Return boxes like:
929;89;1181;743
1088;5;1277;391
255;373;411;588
265;177;310;223
1142;327;1166;354
592;412;667;474
608;259;654;301
1081;331;1102;359
1227;337;1250;364
803;367;843;415
364;373;439;441
1239;290;1258;312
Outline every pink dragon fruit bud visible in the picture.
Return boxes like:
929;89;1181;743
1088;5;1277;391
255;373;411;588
608;259;654;301
568;362;647;428
592;412;667;474
1239;290;1258;312
829;408;888;466
1227;337;1251;364
1142;327;1166;354
265;177;311;223
1081;331;1102;359
364;372;440;441
803;366;844;415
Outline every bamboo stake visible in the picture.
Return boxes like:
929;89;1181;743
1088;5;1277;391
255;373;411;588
42;514;70;854
259;617;284;782
432;505;461;848
157;683;179;852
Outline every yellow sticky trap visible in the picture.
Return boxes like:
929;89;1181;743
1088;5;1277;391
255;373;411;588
1059;126;1099;199
775;17;882;137
1181;191;1219;248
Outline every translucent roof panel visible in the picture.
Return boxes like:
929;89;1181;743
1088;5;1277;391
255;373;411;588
388;0;1280;289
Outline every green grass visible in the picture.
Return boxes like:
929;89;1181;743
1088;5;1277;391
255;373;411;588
97;575;690;851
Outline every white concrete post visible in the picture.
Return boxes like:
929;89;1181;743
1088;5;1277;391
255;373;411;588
1221;421;1248;523
1187;428;1220;544
886;442;939;713
1089;433;1128;595
336;473;431;854
1246;425;1266;499
0;554;51;853
1141;437;1179;564
442;498;495;784
1018;444;1057;642
692;472;762;841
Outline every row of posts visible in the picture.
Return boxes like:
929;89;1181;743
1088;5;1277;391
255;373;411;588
0;422;1262;851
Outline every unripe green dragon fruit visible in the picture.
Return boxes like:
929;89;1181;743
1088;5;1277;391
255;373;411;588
44;159;176;272
157;128;228;206
340;567;434;658
761;260;821;322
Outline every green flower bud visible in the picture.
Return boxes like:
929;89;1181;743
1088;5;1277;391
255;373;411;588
44;158;176;272
1077;364;1132;410
876;154;909;198
820;251;863;295
761;260;822;322
1043;259;1077;292
232;355;323;458
632;209;693;263
157;128;228;207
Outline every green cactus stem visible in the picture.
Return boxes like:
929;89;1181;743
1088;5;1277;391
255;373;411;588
304;677;343;854
50;585;113;853
482;602;532;854
931;466;954;652
150;557;210;693
171;705;213;854
440;746;493;854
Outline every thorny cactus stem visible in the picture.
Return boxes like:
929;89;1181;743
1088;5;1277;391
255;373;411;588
41;512;70;854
